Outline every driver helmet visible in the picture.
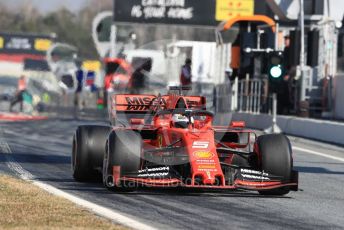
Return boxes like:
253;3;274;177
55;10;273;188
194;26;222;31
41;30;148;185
172;114;189;128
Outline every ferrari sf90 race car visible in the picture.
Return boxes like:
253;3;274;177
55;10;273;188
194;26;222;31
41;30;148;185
72;87;298;195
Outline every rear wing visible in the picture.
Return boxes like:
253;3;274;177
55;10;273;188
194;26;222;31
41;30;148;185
109;94;206;118
111;94;159;114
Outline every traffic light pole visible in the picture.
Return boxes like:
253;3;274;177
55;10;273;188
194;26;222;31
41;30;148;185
110;24;117;58
264;93;282;134
265;21;282;134
110;0;118;58
300;0;306;101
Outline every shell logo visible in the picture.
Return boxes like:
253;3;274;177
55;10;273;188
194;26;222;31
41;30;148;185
193;151;214;159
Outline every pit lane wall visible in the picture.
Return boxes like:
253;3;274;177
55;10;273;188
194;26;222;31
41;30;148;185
231;112;344;146
334;74;344;120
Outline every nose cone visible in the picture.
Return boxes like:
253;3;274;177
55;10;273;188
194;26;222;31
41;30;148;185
202;172;217;185
185;130;224;186
191;150;221;184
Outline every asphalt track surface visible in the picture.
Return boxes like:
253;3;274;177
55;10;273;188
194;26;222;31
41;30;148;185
0;117;344;229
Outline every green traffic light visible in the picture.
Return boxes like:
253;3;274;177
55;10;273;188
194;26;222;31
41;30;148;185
270;65;282;78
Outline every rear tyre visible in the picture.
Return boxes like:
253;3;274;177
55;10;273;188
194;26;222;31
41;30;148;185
103;130;141;191
72;125;111;182
256;134;292;196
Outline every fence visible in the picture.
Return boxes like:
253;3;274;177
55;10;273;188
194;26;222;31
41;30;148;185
231;78;270;114
190;82;232;113
230;77;314;116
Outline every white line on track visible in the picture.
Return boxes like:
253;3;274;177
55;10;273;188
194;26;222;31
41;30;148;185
293;146;344;162
0;141;156;230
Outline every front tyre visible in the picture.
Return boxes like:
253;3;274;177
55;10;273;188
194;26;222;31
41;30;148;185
256;134;292;196
103;130;142;191
72;125;111;182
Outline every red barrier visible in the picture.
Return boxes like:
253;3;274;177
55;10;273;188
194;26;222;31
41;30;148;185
0;113;48;121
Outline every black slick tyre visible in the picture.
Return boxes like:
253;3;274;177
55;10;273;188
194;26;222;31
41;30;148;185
103;130;141;191
72;125;111;182
256;134;292;196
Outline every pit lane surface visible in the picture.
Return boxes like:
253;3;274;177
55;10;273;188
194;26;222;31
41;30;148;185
0;118;344;230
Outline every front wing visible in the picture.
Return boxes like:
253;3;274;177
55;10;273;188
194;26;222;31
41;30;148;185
112;166;299;191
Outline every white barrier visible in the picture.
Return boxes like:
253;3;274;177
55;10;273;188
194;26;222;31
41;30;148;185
335;74;344;119
232;112;344;145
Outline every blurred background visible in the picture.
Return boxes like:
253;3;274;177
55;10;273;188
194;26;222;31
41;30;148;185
0;0;234;119
1;0;344;124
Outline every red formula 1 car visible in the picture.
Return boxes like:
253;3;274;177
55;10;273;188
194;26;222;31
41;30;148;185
72;87;298;195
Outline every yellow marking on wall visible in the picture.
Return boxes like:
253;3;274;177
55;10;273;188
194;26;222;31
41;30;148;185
0;37;4;49
216;0;254;21
82;60;101;72
34;39;52;51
